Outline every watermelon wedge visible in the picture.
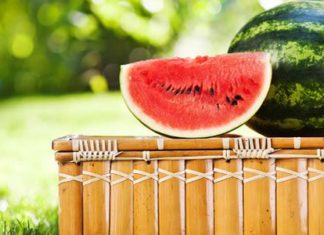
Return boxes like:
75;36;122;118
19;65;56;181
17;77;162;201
120;52;272;138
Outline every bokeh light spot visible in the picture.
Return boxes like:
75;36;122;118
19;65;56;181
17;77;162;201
37;3;61;26
0;200;8;212
82;51;101;68
129;47;151;63
120;13;142;33
89;74;108;93
147;17;170;45
214;1;222;15
47;28;69;53
92;0;104;5
258;0;285;10
11;34;34;58
69;11;98;38
141;0;164;13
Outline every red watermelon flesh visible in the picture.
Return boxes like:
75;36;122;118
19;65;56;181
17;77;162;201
120;52;271;138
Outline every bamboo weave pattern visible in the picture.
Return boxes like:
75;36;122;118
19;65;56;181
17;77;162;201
59;166;324;185
69;137;324;162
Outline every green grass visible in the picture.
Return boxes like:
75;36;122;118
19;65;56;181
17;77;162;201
0;194;58;235
0;92;259;234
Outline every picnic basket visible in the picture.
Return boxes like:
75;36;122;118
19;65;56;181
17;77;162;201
52;135;324;235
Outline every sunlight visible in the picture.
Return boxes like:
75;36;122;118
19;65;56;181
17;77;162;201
141;0;164;13
258;0;285;9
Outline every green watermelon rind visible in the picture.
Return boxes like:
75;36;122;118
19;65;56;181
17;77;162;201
228;1;324;136
119;55;272;138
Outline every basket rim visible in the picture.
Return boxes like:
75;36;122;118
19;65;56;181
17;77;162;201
52;135;324;152
52;135;324;163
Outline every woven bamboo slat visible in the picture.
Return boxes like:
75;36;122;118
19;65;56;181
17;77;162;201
277;159;308;235
243;159;276;235
54;135;324;235
308;159;324;234
158;160;185;235
110;161;133;235
133;161;158;235
58;162;83;235
82;161;110;235
186;160;214;235
214;159;243;235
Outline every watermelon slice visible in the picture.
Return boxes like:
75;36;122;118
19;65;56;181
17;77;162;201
120;52;272;138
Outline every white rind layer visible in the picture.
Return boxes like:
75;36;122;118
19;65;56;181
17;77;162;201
120;54;272;138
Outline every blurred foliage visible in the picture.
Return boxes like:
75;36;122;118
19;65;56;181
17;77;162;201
0;0;265;97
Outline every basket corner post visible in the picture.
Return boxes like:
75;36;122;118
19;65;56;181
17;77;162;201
58;161;83;235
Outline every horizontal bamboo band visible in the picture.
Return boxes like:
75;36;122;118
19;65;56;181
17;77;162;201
55;149;324;163
58;166;324;185
53;136;324;152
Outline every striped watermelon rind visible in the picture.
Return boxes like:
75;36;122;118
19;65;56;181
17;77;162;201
228;1;324;136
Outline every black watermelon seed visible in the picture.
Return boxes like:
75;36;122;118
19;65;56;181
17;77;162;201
186;87;192;94
209;88;215;96
231;100;238;106
194;85;201;94
166;85;171;91
226;96;231;103
235;95;243;100
174;88;180;95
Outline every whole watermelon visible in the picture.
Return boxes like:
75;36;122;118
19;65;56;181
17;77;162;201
228;1;324;137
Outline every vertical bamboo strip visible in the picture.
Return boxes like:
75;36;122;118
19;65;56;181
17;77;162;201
158;160;185;235
186;160;213;235
277;159;308;235
58;162;83;235
214;159;243;235
83;161;110;235
134;161;158;235
244;159;276;235
308;159;324;235
110;161;133;235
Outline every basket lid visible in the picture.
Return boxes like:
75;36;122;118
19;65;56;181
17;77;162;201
52;135;323;163
53;135;324;152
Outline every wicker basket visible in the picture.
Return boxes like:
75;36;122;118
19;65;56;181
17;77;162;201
52;135;324;235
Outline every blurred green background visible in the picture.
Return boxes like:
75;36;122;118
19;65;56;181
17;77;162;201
0;0;293;233
0;0;268;97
